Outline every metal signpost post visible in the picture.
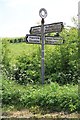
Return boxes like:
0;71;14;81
26;8;64;84
39;8;47;84
41;19;45;84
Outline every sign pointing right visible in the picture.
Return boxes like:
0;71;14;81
45;36;64;45
30;22;63;35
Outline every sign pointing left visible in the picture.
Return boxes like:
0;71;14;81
26;34;41;44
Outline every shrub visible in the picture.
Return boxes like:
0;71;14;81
2;80;79;112
2;28;78;85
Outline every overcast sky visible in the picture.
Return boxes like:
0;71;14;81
0;0;79;37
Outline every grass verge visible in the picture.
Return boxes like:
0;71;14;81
2;79;79;114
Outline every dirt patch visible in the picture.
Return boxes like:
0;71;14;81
1;109;79;119
2;109;33;118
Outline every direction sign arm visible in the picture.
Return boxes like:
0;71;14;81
29;28;32;34
26;35;28;42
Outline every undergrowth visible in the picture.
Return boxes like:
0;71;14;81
2;79;79;113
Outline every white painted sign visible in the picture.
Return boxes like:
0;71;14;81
26;35;41;44
45;36;63;45
30;22;63;34
45;40;63;45
44;22;63;34
45;36;63;41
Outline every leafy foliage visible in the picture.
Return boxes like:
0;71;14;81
1;26;79;113
2;27;79;84
2;79;79;112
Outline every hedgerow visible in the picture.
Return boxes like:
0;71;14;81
2;32;78;84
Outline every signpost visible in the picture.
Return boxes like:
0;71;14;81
39;8;47;84
26;8;64;84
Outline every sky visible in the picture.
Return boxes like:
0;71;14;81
0;0;79;37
